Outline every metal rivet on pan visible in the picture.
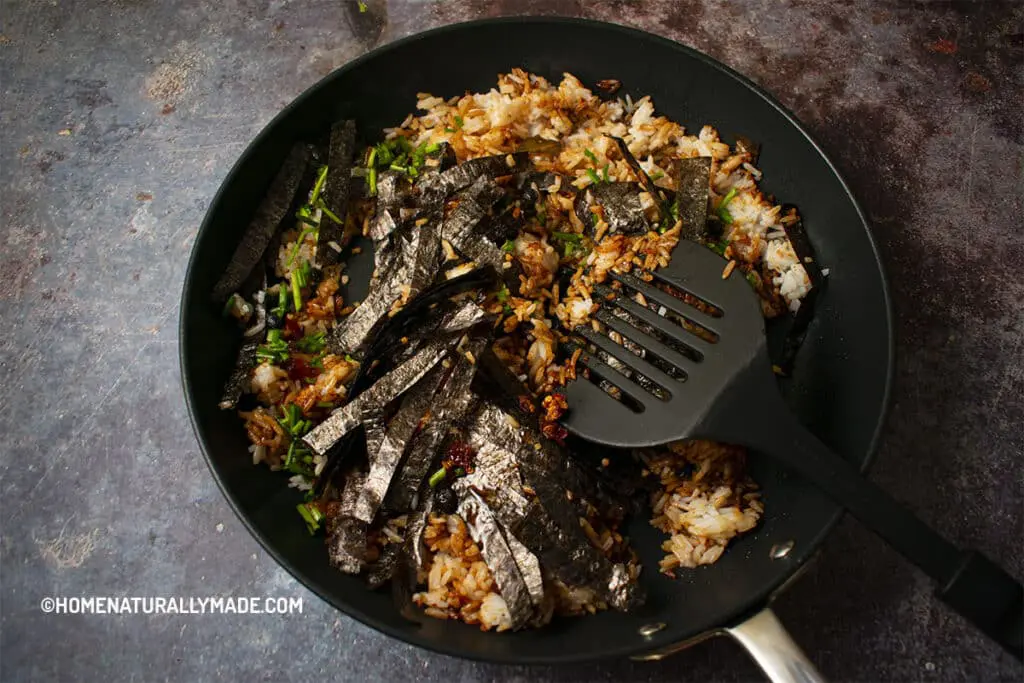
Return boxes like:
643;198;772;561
770;541;795;559
638;622;666;638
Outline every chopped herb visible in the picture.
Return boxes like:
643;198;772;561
366;147;377;167
444;127;456;134
717;188;738;224
453;467;466;477
297;502;323;534
453;115;464;130
583;148;598;164
310;165;329;204
367;167;377;196
650;171;665;181
257;328;289;365
222;293;239;318
536;210;546;226
503;303;513;314
270;286;289;318
669;199;680;222
316;401;334;408
428;467;446;488
423;142;440;154
586;168;601;184
291;271;303;311
745;271;760;288
296;331;326;354
601;163;610;182
356;1;368;12
317;201;343;224
501;239;516;253
552;231;582;243
345;354;356;362
496;287;510;302
389;163;408;173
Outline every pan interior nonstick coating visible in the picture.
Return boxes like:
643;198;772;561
179;18;893;664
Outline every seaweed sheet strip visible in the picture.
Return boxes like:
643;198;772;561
327;470;369;573
514;434;640;610
418;152;528;209
457;491;535;629
353;360;450;524
218;339;259;410
317;120;357;266
504;527;545;611
369;171;414;243
212;144;310;303
387;340;485;513
777;207;824;375
587;183;649;235
304;337;455;454
609;136;673;226
461;399;640;611
329;226;429;354
442;178;507;268
675;157;713;240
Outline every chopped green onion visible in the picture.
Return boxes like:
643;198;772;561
296;331;326;354
453;467;466;477
453;115;464;130
552;231;582;243
669;199;680;223
222;293;239;318
257;327;289;365
583;148;598;164
316;401;334;408
297;502;322;534
389;163;408;172
428;468;446;488
317;201;343;224
444;127;456;134
310;165;329;204
717;188;738;224
650;171;665;181
586;168;601;184
423;142;440;154
496;287;510;302
745;271;760;288
501;239;516;253
291;271;302;311
367;167;377;196
357;0;367;13
367;147;377;167
601;163;610;182
345;354;356;362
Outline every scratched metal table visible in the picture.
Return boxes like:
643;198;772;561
1;1;1021;681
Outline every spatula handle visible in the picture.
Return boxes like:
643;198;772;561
734;400;1023;660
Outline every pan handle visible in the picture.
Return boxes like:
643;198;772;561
725;608;827;683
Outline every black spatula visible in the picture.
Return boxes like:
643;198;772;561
560;239;1023;660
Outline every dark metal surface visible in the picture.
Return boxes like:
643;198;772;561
1;2;1021;681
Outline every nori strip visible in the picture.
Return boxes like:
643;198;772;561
304;336;456;454
457;491;535;629
354;361;450;524
418;152;528;208
328;226;426;354
326;470;369;573
609;136;673;226
317;119;357;266
217;339;259;410
366;541;400;590
587;183;649;235
369;170;414;243
211;144;310;303
441;176;505;246
675;157;713;240
386;336;487;513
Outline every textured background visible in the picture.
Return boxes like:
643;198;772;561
1;1;1021;681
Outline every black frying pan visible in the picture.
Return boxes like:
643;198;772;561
180;17;896;675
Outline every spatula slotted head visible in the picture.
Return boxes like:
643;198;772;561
561;239;767;448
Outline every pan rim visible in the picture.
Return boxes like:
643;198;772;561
178;15;895;665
